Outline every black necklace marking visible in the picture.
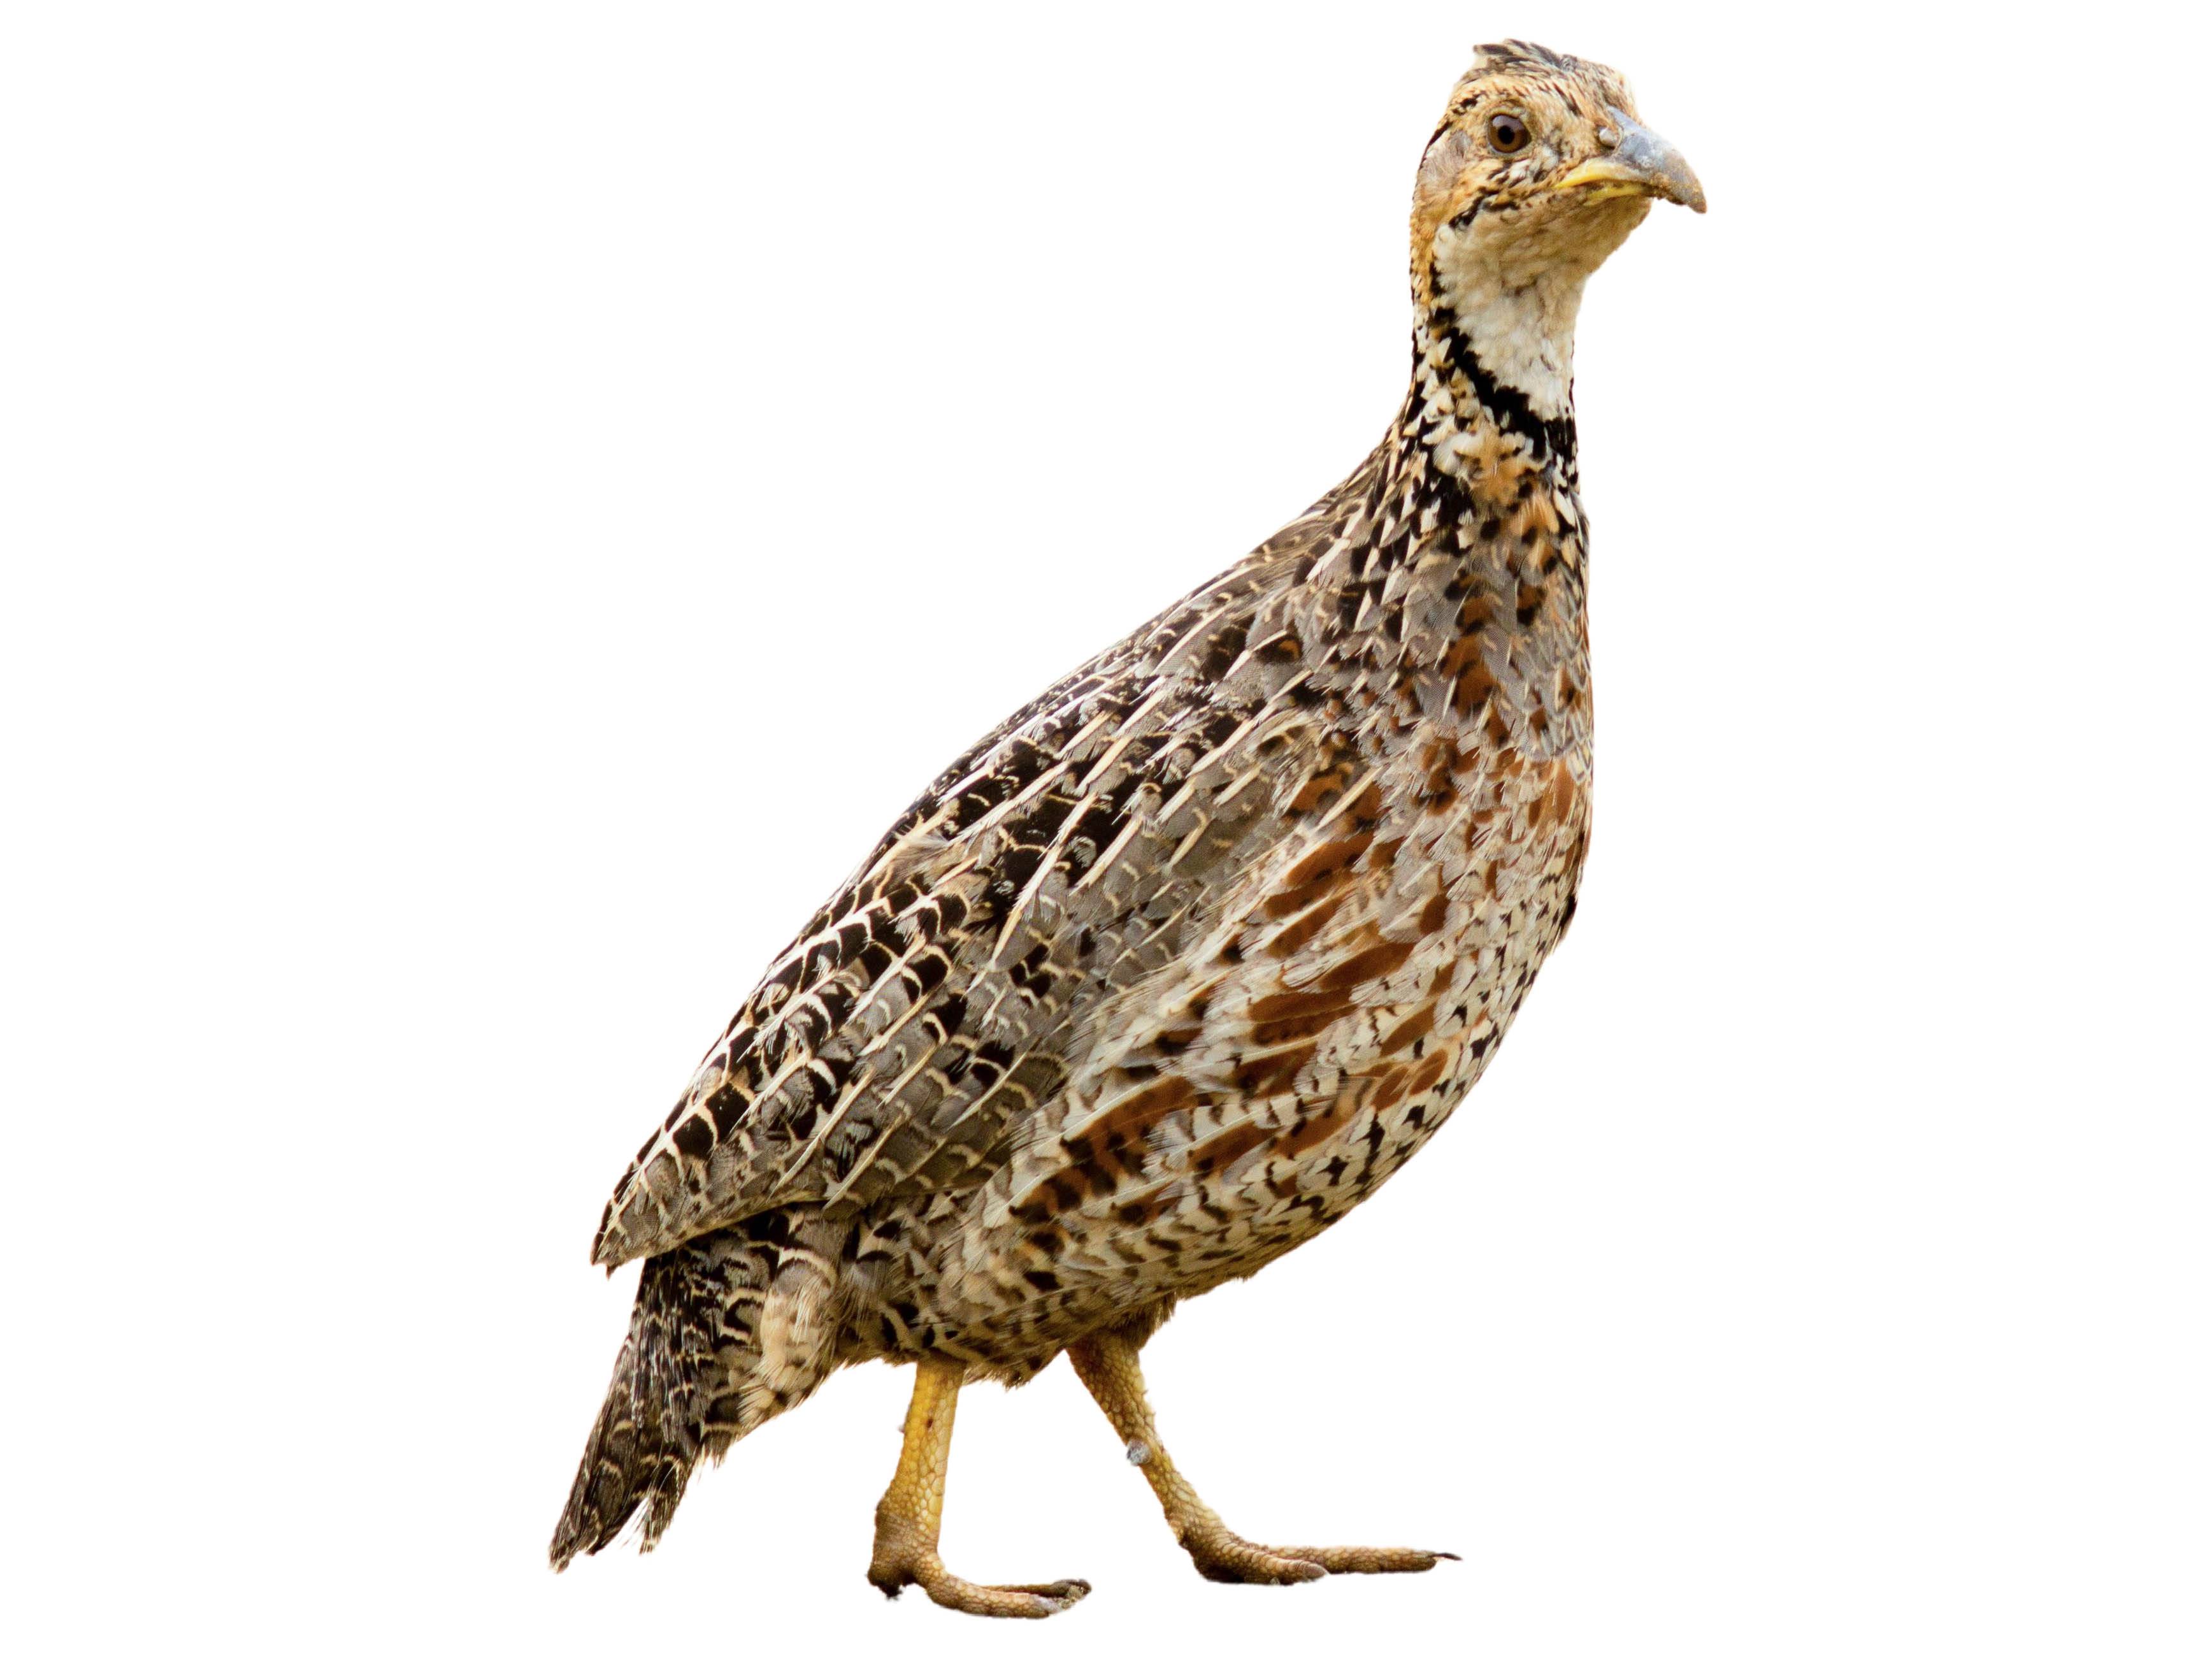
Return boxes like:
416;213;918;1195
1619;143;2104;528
1428;315;1579;473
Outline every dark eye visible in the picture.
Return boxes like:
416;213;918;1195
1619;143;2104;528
1487;112;1531;154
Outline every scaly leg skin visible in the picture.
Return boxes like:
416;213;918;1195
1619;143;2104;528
866;1354;1091;1618
1066;1326;1455;1586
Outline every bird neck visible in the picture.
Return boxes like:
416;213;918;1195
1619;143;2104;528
1419;234;1597;417
1273;297;1591;684
1333;298;1583;584
1400;298;1580;487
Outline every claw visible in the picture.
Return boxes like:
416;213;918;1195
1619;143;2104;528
1068;1330;1456;1594
869;1358;1093;1620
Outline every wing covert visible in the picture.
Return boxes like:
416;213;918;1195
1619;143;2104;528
589;528;1332;1267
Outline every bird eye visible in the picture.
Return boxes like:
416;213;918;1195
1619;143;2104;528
1487;112;1531;154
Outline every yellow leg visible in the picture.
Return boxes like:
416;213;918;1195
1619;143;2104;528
867;1354;1091;1618
1067;1328;1453;1585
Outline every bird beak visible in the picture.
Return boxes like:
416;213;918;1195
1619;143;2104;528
1553;112;1706;213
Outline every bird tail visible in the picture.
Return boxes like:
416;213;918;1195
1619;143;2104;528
549;1210;844;1569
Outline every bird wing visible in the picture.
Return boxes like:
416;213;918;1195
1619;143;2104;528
589;524;1335;1267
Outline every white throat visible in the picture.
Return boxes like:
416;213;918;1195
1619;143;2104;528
1425;192;1650;422
1428;232;1590;420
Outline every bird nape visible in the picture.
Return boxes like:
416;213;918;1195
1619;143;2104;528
551;39;1702;1616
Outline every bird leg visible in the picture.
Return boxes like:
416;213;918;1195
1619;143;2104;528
1066;1327;1453;1586
866;1354;1091;1618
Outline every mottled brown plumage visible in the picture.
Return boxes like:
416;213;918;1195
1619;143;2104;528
552;41;1702;1613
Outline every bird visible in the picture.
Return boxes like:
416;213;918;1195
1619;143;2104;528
550;39;1703;1616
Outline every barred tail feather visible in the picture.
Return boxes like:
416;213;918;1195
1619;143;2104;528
550;1210;842;1569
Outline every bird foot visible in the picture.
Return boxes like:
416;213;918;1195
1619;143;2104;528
868;1548;1091;1619
1182;1526;1454;1586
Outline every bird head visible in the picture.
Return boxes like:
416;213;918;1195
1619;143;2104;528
1410;41;1702;415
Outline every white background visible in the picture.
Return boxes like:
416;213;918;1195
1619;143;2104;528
4;3;2206;1655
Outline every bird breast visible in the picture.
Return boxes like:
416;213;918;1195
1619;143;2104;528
983;512;1593;1267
